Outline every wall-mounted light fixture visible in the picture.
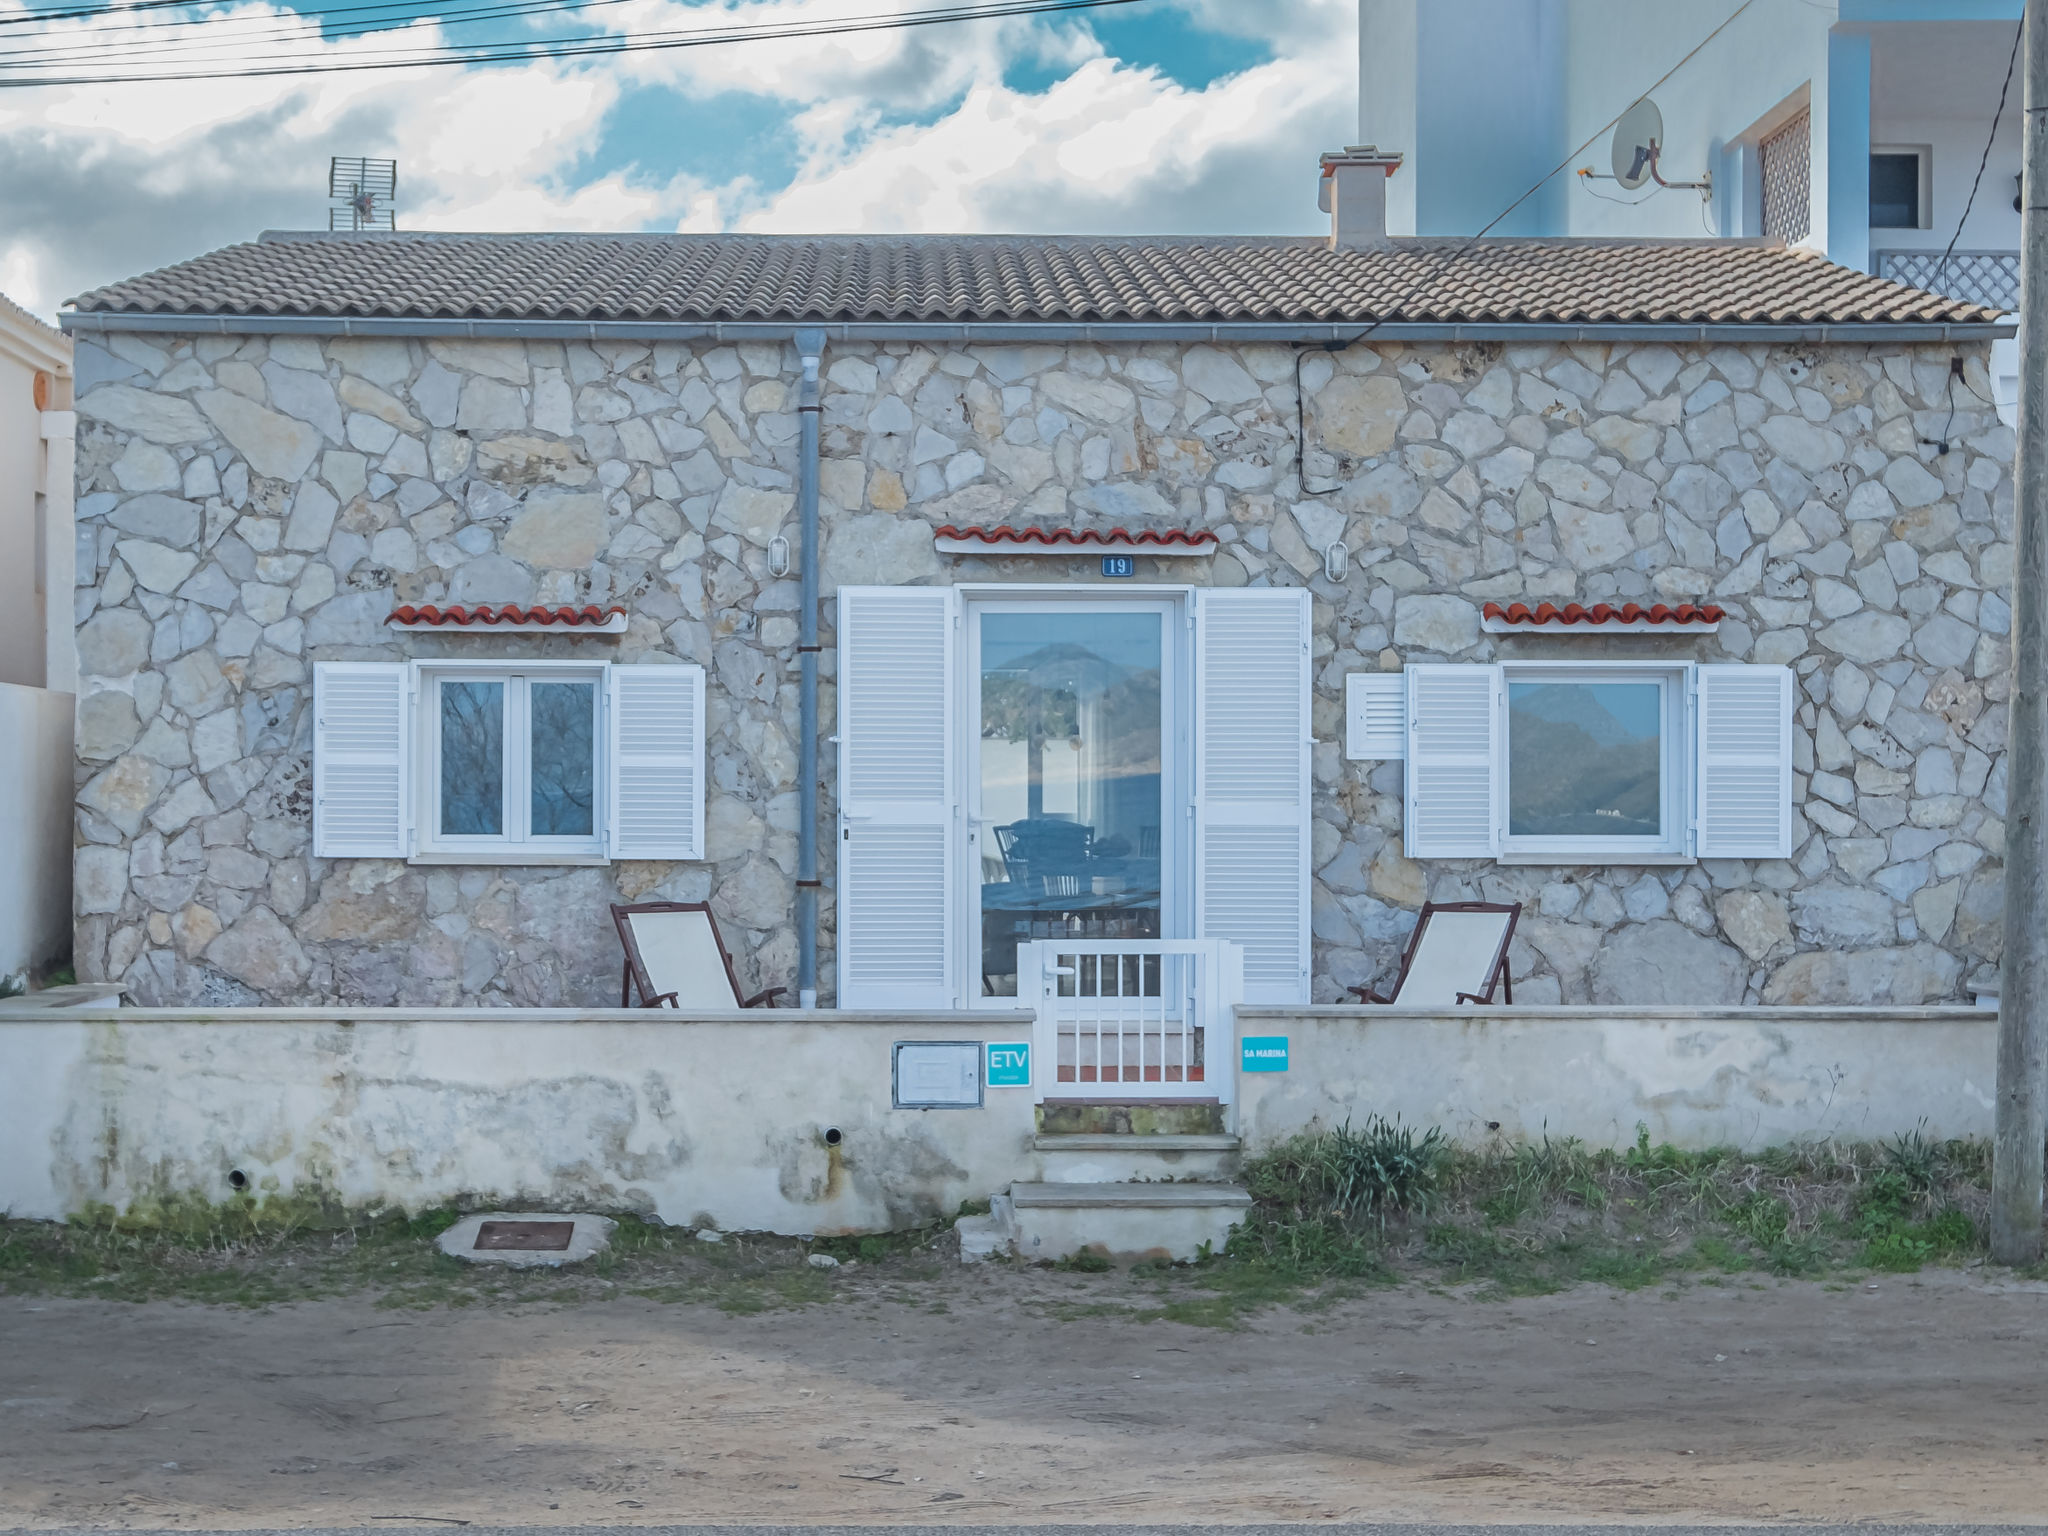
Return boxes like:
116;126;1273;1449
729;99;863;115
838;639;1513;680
1324;541;1349;584
768;534;792;578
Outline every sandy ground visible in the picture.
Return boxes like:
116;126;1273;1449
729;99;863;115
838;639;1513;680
3;1265;2047;1529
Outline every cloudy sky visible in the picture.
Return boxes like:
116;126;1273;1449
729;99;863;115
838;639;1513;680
0;0;1356;319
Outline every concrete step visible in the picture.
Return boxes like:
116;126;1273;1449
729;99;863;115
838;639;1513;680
1008;1180;1252;1264
1031;1132;1241;1184
1036;1101;1227;1136
956;1193;1015;1264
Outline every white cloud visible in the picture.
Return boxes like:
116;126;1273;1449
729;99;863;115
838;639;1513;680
0;0;1356;318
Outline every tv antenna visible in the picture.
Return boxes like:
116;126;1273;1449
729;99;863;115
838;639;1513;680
1578;99;1711;197
329;157;397;231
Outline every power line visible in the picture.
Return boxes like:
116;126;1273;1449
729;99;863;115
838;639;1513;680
1936;14;2022;299
0;0;1148;84
1298;0;1759;496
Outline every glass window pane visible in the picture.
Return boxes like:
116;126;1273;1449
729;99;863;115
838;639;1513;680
1870;153;1919;229
530;680;596;837
1508;681;1661;838
440;680;504;836
978;611;1163;997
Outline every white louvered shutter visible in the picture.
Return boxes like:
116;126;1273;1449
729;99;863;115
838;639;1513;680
837;586;959;1010
607;664;706;860
312;662;410;858
1347;673;1406;759
1694;664;1794;858
1404;664;1500;858
1193;588;1311;1005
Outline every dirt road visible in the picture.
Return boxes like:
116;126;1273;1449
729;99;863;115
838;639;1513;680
4;1266;2046;1527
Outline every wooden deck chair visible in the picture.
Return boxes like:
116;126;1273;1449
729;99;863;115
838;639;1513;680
611;901;787;1009
1349;901;1520;1006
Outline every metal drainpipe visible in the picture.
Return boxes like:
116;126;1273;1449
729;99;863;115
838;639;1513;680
794;327;826;1009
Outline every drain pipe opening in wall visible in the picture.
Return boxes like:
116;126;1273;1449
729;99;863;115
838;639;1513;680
795;327;826;1010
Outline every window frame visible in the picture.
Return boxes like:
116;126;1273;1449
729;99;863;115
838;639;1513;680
1497;661;1691;866
1869;145;1933;232
415;658;608;865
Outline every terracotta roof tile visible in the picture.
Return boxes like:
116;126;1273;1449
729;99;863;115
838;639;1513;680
387;603;625;628
1484;601;1725;627
932;524;1219;548
65;232;2005;328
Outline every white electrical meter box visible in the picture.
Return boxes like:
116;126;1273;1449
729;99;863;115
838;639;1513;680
893;1041;983;1108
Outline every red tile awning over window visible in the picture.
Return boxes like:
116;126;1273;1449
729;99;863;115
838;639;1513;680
933;524;1219;555
1482;601;1724;634
386;604;628;633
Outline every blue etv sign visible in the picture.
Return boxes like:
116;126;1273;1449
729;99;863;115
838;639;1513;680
986;1041;1032;1087
1241;1035;1289;1073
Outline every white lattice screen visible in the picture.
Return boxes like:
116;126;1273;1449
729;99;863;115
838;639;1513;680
1760;110;1811;243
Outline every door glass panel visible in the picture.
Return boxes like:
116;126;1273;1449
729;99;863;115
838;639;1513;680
1508;680;1662;837
978;611;1163;996
530;680;596;837
440;680;504;836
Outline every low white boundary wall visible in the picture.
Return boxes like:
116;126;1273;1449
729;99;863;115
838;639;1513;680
0;1007;1035;1230
1235;1006;1999;1151
0;680;72;985
0;1003;2001;1229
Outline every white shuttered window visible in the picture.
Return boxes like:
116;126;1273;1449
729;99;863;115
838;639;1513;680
1400;661;1794;862
837;586;960;1010
1405;664;1501;858
1695;665;1795;859
312;660;707;863
313;662;411;858
1193;588;1312;1005
608;664;706;860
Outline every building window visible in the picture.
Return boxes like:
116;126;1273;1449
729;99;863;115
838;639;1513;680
311;659;706;864
1870;148;1930;229
1395;661;1794;865
424;667;603;857
1502;669;1685;862
1760;109;1811;243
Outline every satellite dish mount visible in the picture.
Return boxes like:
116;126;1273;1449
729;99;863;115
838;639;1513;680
1578;99;1711;198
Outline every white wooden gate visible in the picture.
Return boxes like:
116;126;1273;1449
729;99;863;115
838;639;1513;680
1019;939;1243;1102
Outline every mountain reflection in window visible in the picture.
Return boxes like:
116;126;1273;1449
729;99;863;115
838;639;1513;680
1508;681;1661;838
441;680;504;836
531;681;596;836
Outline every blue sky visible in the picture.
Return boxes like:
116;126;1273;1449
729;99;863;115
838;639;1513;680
0;0;1354;316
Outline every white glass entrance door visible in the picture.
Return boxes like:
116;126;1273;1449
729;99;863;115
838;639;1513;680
969;601;1177;1001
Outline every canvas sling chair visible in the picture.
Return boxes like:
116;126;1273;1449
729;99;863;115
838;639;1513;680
610;901;787;1009
1349;900;1520;1006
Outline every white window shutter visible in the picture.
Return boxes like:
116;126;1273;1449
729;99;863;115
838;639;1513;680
607;663;706;860
1346;673;1406;759
1404;664;1501;858
312;661;410;858
1194;588;1311;1005
837;586;959;1010
1694;663;1794;859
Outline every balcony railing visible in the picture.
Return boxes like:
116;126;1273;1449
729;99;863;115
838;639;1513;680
1875;249;2020;313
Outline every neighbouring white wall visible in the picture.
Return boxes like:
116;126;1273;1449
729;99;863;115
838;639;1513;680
1;293;71;692
0;680;75;986
1235;1005;1997;1152
0;1008;1037;1229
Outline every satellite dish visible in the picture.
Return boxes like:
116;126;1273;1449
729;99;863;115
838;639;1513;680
1611;99;1664;191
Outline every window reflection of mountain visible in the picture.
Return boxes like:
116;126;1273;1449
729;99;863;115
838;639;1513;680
980;641;1164;780
1508;712;1661;838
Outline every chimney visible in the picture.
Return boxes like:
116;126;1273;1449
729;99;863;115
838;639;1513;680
1318;145;1403;249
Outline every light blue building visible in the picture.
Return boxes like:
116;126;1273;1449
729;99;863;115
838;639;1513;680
1361;1;2022;331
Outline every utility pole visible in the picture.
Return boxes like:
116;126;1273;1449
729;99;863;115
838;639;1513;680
1995;0;2048;1266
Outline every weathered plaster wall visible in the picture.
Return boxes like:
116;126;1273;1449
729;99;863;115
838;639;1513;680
66;329;2012;1006
1234;1004;1998;1151
0;1006;1037;1228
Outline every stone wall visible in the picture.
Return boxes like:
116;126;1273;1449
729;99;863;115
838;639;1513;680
67;329;2011;1006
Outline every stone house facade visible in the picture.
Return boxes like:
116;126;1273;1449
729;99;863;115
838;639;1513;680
59;229;2014;1009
